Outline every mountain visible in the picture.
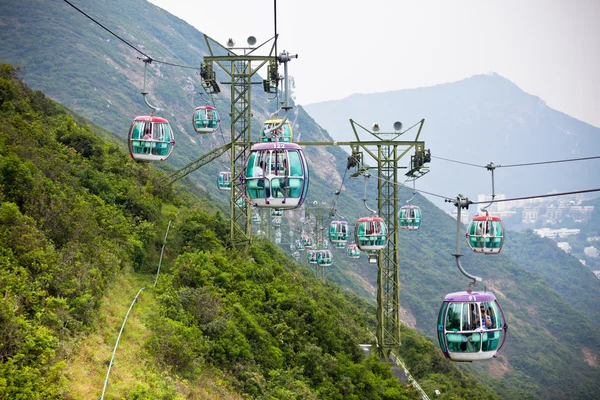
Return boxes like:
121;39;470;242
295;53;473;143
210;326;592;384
304;74;600;212
2;1;600;398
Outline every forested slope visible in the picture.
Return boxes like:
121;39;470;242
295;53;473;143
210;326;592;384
0;64;503;399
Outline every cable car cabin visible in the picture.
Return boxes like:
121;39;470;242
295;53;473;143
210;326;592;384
466;215;505;254
329;220;349;244
275;236;281;244
317;250;332;267
347;243;361;259
259;119;293;142
271;209;283;217
294;239;305;251
437;291;507;362
192;105;220;134
355;217;387;251
307;250;318;264
128;116;175;161
399;205;422;230
293;251;300;261
272;216;282;226
217;171;232;191
302;234;314;249
289;243;295;252
251;212;261;224
321;239;329;249
243;143;309;209
275;229;282;239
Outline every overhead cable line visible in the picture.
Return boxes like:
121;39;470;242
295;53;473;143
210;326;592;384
432;154;600;169
470;188;600;205
63;0;197;70
499;155;600;168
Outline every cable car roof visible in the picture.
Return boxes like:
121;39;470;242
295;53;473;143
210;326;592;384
133;115;169;123
471;215;503;222
250;142;302;151
194;105;216;111
357;216;384;223
443;291;498;302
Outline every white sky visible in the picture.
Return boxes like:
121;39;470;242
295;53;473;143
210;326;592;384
148;0;600;128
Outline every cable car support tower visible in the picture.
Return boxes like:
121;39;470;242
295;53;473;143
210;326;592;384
298;119;430;360
165;34;296;247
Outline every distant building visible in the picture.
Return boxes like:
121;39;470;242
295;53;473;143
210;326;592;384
584;246;599;259
448;210;469;225
557;242;571;253
534;228;580;239
587;237;600;242
523;208;540;223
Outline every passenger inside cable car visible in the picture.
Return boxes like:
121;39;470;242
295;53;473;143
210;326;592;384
243;143;309;209
466;215;504;254
259;119;293;142
128;116;175;161
437;291;507;362
192;105;220;134
399;205;422;230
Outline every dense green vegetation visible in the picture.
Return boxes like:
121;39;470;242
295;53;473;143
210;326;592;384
0;64;504;398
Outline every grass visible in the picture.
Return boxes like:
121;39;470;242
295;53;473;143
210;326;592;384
63;266;243;399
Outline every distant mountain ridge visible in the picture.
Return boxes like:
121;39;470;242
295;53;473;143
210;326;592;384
304;73;600;211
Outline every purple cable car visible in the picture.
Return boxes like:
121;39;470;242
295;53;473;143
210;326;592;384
242;142;309;209
437;291;507;362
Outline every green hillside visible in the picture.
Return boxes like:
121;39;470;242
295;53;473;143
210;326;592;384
2;0;600;398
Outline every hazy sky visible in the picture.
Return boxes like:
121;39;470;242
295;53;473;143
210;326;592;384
148;0;600;128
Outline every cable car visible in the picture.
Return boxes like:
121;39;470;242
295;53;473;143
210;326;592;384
251;210;261;224
243;143;309;209
289;243;295;252
293;251;300;261
399;205;422;230
272;216;282;226
217;171;232;191
259;119;293;142
347;243;361;259
275;236;281;244
329;220;349;244
275;229;282;239
192;105;220;134
128;116;174;161
317;250;332;267
307;250;318;264
466;215;504;254
437;291;507;362
355;217;387;251
302;234;314;249
294;239;304;251
321;239;329;249
271;209;283;217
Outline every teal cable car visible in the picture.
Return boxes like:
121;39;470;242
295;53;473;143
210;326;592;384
347;243;361;259
259;119;293;142
317;250;332;267
355;217;387;251
192;105;220;134
242;143;309;210
217;171;232;191
399;205;422;230
466;215;504;254
128;116;174;161
329;220;349;244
